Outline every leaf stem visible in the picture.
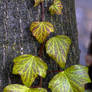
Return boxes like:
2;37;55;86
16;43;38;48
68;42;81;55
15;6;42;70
47;70;63;73
39;77;42;87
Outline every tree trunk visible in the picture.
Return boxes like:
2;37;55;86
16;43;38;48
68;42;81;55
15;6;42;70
0;0;80;91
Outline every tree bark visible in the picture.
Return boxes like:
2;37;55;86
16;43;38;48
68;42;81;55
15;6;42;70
0;0;80;91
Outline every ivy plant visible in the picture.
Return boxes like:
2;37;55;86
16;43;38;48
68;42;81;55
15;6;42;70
3;0;91;92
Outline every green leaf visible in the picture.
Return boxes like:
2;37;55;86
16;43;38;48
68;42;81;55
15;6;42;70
46;35;71;68
3;84;47;92
49;65;91;92
34;0;44;7
49;0;63;15
30;21;54;43
12;54;48;87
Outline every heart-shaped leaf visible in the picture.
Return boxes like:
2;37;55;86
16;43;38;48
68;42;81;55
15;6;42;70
49;0;63;15
3;84;47;92
12;54;48;87
30;21;54;43
46;35;71;68
34;0;44;7
49;65;91;92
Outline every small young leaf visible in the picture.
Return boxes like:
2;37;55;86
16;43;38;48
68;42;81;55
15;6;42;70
3;84;47;92
46;35;71;68
49;65;91;92
34;0;44;7
12;54;48;87
49;0;63;15
30;21;54;43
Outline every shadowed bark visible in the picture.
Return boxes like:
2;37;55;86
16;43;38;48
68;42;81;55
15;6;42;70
0;0;80;91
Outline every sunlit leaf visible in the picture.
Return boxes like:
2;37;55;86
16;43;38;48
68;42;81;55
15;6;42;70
12;54;48;87
3;84;47;92
34;0;44;7
49;0;63;15
49;65;91;92
30;21;54;43
46;35;71;68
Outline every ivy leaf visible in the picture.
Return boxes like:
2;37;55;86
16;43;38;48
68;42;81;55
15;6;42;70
49;0;63;15
34;0;44;7
12;54;48;87
30;21;54;43
3;84;47;92
46;35;71;68
49;65;91;92
29;88;47;92
3;84;30;92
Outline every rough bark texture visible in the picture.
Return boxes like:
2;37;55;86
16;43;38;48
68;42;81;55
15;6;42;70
0;0;80;91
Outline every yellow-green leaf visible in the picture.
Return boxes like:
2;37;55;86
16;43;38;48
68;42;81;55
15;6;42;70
3;84;30;92
49;0;63;15
49;65;91;92
30;21;54;43
46;35;71;68
12;54;48;87
34;0;44;7
3;84;47;92
30;88;47;92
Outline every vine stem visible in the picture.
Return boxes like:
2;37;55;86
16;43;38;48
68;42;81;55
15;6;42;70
38;1;45;57
41;1;45;21
38;42;45;57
